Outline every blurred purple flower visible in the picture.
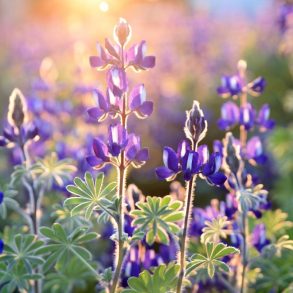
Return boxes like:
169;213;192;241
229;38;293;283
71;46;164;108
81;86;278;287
251;224;270;252
217;101;240;130
257;104;275;131
239;103;255;130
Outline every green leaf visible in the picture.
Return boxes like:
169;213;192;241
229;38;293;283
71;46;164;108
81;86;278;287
130;195;183;245
0;234;44;274
122;263;180;293
186;242;239;278
39;224;98;277
65;172;117;221
200;216;230;244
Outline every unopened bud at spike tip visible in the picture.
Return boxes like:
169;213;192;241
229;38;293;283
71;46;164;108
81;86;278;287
184;100;208;146
114;18;132;47
7;88;28;129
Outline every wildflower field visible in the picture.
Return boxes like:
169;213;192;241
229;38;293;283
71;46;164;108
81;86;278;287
0;0;293;292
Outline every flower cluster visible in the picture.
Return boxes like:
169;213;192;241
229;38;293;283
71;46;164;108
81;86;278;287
156;101;226;185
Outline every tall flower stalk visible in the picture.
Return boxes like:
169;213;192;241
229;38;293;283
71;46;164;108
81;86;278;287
216;59;273;292
87;18;155;292
156;101;227;292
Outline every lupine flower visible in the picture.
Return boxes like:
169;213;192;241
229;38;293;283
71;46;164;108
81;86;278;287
251;224;270;252
126;40;156;71
0;239;3;254
125;134;149;168
239;103;255;130
107;67;128;97
87;124;148;169
0;191;3;205
217;101;240;130
220;193;238;220
246;136;267;165
89;19;155;72
217;75;243;98
156;140;226;185
128;84;153;119
278;3;293;33
257;104;275;131
217;61;266;98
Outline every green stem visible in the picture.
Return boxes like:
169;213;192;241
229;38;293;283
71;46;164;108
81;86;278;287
176;176;196;293
109;44;129;293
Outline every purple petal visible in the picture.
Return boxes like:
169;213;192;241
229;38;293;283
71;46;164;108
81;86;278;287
136;148;149;162
87;107;105;120
86;155;105;168
206;172;227;186
0;136;8;147
105;38;119;59
155;167;176;181
163;147;179;172
177;140;191;159
142;56;156;69
136;101;153;118
197;145;209;165
89;56;104;68
93;138;109;161
129;84;146;110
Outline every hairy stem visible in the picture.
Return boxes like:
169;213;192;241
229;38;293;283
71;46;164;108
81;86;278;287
110;44;128;293
176;176;196;293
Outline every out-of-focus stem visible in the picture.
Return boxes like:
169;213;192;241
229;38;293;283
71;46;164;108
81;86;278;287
239;90;249;293
176;176;196;293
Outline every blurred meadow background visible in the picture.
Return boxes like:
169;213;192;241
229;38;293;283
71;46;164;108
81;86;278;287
0;0;293;218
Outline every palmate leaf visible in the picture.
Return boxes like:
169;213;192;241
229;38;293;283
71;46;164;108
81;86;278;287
65;172;117;221
0;262;42;293
38;223;98;276
130;195;184;245
260;209;293;239
31;152;77;188
0;234;44;274
262;235;293;258
43;257;96;293
200;216;230;244
122;263;180;293
237;184;267;214
186;242;239;278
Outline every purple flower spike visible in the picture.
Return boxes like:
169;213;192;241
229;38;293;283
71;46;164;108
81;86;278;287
248;77;266;96
126;41;156;71
240;103;255;130
217;75;242;98
257;104;275;131
201;153;227;186
246;136;267;165
108;124;128;157
87;89;109;122
217;101;240;130
129;84;153;119
125;134;149;168
155;147;179;181
107;68;128;97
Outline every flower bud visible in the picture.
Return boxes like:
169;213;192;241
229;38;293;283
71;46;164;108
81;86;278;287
184;100;207;146
223;132;241;175
7;88;27;129
114;18;132;47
